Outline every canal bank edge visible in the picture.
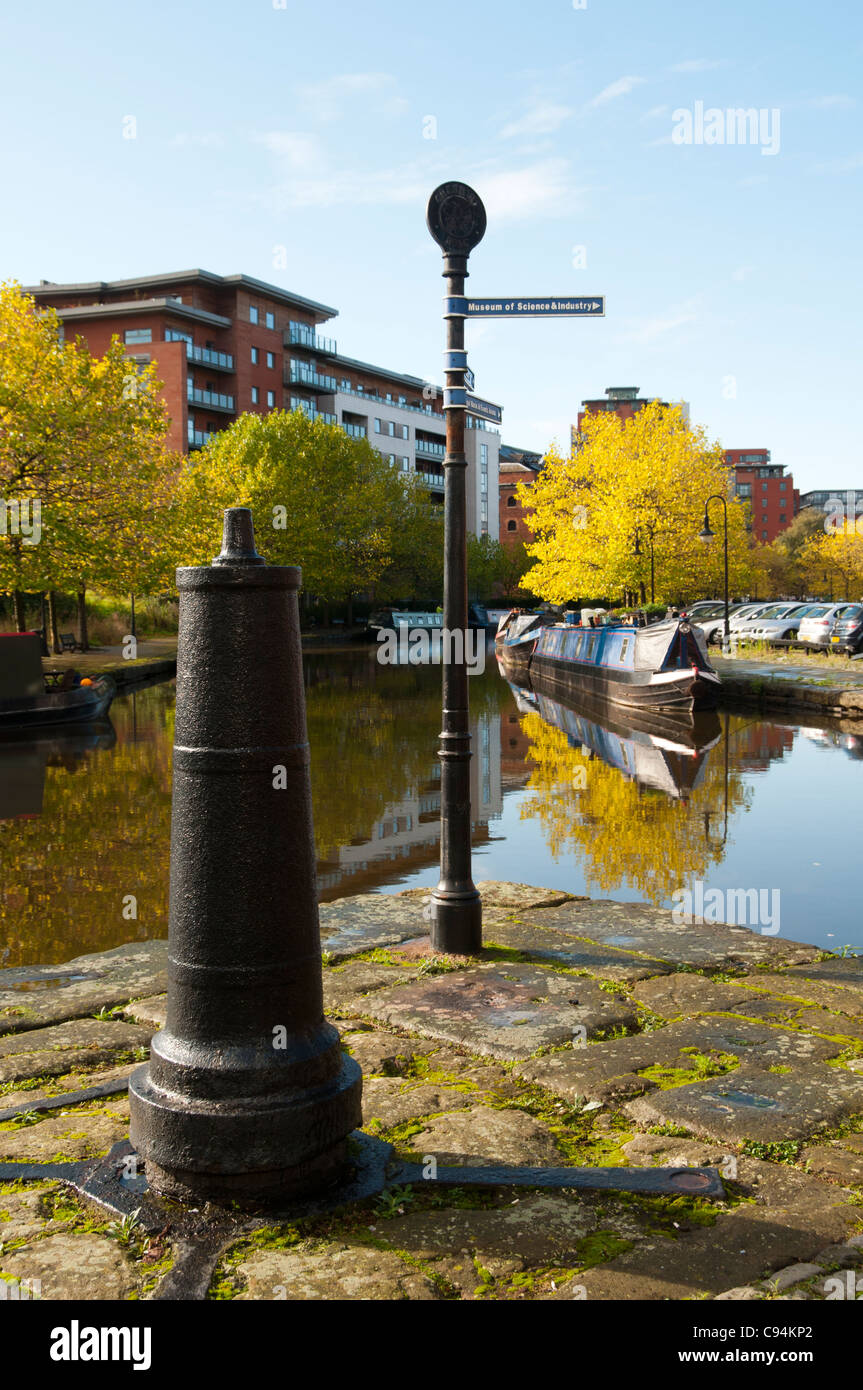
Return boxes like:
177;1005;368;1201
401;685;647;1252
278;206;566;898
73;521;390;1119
1;881;862;1302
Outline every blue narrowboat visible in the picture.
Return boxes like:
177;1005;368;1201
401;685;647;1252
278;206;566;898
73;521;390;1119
497;612;721;713
529;618;720;713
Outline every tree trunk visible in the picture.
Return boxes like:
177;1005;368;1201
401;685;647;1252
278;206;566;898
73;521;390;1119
346;592;354;628
639;581;647;605
47;591;60;654
77;590;89;651
322;601;331;629
12;590;26;633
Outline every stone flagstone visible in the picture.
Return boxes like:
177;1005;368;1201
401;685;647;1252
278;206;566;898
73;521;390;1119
0;1018;152;1085
517;1016;844;1104
484;919;673;983
625;1063;863;1143
364;963;636;1061
511;900;820;970
318;894;429;962
0;941;168;1035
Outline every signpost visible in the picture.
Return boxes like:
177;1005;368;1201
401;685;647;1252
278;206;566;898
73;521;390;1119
426;181;605;955
464;297;605;317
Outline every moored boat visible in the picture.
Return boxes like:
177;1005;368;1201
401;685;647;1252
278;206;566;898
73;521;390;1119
508;615;720;713
0;633;116;731
494;609;546;674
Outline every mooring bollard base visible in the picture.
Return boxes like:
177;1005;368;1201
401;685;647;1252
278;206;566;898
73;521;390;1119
141;1141;354;1206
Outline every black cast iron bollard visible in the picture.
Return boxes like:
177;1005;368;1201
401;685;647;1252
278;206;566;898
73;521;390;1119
129;508;362;1203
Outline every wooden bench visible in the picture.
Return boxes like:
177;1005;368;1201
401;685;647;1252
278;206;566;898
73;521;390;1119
58;632;81;653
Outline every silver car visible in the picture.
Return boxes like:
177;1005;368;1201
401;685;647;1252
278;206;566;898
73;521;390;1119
797;602;860;646
735;602;821;643
694;603;773;645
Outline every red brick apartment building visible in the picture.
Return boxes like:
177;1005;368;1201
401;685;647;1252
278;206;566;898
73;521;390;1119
724;449;799;544
26;269;502;538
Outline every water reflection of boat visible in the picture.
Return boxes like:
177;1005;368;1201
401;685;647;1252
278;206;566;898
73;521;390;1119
507;680;721;800
0;720;116;819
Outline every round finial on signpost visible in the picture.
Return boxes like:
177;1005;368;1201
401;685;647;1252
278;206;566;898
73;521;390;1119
426;182;487;256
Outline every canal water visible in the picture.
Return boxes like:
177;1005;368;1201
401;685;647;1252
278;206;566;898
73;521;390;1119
0;650;859;967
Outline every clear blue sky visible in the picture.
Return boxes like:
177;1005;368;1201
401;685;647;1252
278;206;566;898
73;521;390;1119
2;0;861;492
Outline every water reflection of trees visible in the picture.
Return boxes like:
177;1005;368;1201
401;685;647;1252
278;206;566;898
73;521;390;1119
517;709;753;903
0;656;512;967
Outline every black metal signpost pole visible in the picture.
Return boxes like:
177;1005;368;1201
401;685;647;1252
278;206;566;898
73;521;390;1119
426;183;486;955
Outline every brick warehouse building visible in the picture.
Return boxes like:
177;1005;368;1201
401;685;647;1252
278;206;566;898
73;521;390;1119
725;448;799;544
26;269;502;539
573;385;690;444
499;444;543;543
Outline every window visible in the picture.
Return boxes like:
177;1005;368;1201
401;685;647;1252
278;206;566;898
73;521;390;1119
249;306;259;324
402;457;410;471
507;495;517;507
341;378;351;390
385;393;393;402
251;386;259;404
481;500;488;521
125;328;152;344
480;443;488;466
251;347;258;365
779;513;786;523
507;519;517;531
265;311;275;330
736;484;752;497
166;328;192;345
266;351;274;369
374;419;382;434
401;424;409;440
619;637;630;661
386;421;395;437
779;479;787;490
267;391;275;408
398;395;406;406
388;454;396;465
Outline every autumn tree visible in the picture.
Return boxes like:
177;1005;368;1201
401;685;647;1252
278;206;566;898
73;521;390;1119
0;282;174;646
519;401;755;606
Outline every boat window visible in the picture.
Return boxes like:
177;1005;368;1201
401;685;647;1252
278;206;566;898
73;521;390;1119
619;637;630;661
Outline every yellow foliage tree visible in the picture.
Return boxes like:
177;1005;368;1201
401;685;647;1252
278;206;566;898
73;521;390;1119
519;401;755;605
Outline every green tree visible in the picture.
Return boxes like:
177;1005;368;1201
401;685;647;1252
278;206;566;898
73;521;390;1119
177;409;443;608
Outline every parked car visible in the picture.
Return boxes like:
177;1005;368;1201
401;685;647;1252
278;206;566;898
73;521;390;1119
735;602;824;643
693;603;772;645
828;604;863;654
797;603;860;647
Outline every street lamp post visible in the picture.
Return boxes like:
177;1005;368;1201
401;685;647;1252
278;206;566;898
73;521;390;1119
633;524;656;604
425;182;486;955
698;495;730;648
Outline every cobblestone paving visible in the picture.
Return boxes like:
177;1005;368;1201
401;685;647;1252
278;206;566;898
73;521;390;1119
1;883;861;1302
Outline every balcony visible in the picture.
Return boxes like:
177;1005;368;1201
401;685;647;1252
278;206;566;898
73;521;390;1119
289;398;337;426
335;383;445;419
342;422;366;439
187;387;234;413
186;343;234;372
188;430;214;450
286;362;337;392
415;470;445;490
415;437;446;460
285;322;337;355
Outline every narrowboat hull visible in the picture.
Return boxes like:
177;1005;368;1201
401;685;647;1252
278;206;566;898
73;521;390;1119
0;676;116;731
530;653;719;712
